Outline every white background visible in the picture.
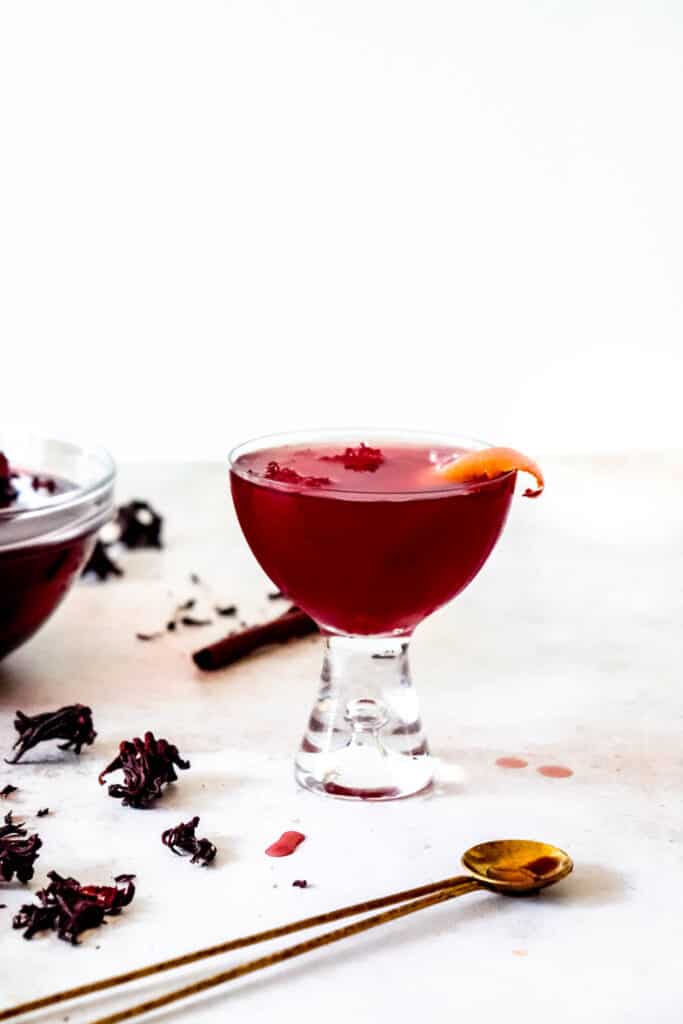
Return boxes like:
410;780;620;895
1;1;681;460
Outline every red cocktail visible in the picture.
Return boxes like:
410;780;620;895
230;430;542;800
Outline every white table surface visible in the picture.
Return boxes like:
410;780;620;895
1;455;681;1023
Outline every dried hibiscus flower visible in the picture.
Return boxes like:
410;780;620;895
116;500;163;549
13;870;135;944
264;462;331;487
0;812;42;883
0;784;18;799
162;816;217;866
82;497;163;582
99;732;190;808
6;705;96;765
320;443;384;472
82;540;123;581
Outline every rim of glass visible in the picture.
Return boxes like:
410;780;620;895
228;428;515;497
0;432;116;524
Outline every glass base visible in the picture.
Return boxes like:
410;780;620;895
294;635;434;801
295;755;434;801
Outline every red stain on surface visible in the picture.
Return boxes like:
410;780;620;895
537;765;573;778
496;756;528;769
265;831;306;857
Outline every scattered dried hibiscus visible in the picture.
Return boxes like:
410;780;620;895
99;732;190;808
0;452;18;507
179;615;212;628
6;705;96;765
136;596;216;642
82;498;163;582
215;604;237;617
292;879;308;888
82;540;123;581
0;812;42;883
116;500;163;549
0;784;18;799
162;816;216;866
13;871;135;944
320;443;384;472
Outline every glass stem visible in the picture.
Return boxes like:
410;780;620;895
295;634;433;800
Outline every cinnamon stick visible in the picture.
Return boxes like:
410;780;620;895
192;607;318;671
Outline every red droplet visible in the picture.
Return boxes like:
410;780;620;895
79;885;121;909
537;765;573;778
523;855;559;875
496;756;528;769
265;830;306;857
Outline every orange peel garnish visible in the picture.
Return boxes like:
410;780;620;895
436;446;544;498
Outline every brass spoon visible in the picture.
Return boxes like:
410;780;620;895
461;838;573;893
0;840;572;1024
84;840;572;1024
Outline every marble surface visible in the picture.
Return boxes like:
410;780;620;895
0;455;681;1023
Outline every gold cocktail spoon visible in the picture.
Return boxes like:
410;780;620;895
0;840;572;1024
461;838;573;892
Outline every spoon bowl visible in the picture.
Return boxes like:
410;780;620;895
462;839;573;893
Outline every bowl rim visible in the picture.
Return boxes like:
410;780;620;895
0;430;116;548
228;426;516;498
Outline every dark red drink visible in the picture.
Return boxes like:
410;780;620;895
0;535;96;660
0;437;115;662
230;440;516;636
0;470;98;660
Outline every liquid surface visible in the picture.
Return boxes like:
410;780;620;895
235;442;477;496
231;441;516;635
0;468;75;513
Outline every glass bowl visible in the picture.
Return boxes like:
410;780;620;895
0;429;116;660
229;428;517;800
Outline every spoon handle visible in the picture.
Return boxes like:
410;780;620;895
86;880;482;1024
0;874;476;1022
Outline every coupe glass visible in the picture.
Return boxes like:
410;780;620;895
229;429;516;800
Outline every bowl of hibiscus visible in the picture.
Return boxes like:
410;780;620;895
0;430;115;660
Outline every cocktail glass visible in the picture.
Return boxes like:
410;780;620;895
229;429;518;800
